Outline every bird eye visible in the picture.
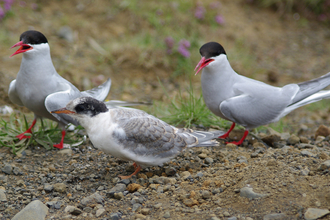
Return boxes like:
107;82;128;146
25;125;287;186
75;104;85;112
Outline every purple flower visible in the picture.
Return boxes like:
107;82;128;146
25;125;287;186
0;7;4;19
215;14;225;25
178;39;191;58
4;0;14;11
180;39;190;48
165;37;175;54
194;5;205;20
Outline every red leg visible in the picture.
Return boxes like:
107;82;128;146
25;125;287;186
16;119;37;140
226;130;249;145
219;122;236;139
53;130;66;149
118;163;141;179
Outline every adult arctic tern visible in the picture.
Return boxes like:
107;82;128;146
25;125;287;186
195;41;330;145
9;30;148;149
51;97;224;179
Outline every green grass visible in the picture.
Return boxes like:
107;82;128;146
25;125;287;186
153;76;229;129
0;113;85;154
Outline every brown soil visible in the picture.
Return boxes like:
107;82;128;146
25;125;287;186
1;1;330;220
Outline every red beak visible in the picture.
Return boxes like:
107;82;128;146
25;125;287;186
194;57;214;75
50;108;75;115
10;41;33;57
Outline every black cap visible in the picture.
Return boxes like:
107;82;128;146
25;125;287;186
199;42;226;59
20;30;48;44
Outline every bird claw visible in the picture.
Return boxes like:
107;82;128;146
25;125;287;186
16;133;32;140
53;143;64;149
118;163;141;179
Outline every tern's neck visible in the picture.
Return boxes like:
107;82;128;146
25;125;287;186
77;111;111;134
202;58;238;81
20;51;57;77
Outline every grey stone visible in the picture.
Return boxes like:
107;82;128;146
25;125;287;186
64;205;82;215
304;208;330;220
45;201;55;208
0;189;7;202
298;144;315;149
141;208;151;215
237;156;248;164
111;183;127;192
2;164;12;174
300;169;310;176
240;187;268;199
54;183;67;193
58;149;73;155
107;184;127;198
118;178;130;185
17;179;25;186
54;201;62;209
280;132;291;140
227;217;237;220
223;211;231;217
80;192;104;208
13;167;22;175
114;192;124;200
110;212;122;220
301;150;314;157
0;174;7;182
288;134;300;145
132;203;142;212
205;157;214;164
180;171;191;179
318;160;330;171
165;167;177;176
263;213;288;220
12;200;48;220
281;146;292;155
131;196;143;204
44;184;54;192
202;190;211;199
97;186;105;191
153;176;168;184
154;203;162;209
163;211;171;218
83;207;93;213
96;208;106;217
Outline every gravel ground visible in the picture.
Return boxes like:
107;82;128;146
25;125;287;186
1;1;330;220
0;125;330;220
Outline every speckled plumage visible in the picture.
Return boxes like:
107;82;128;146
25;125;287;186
52;97;224;177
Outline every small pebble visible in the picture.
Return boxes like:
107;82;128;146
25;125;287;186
2;164;12;175
304;208;330;220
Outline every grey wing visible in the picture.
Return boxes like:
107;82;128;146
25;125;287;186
8;80;23;106
113;115;187;159
45;83;81;125
220;83;299;129
81;78;111;101
293;72;330;104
